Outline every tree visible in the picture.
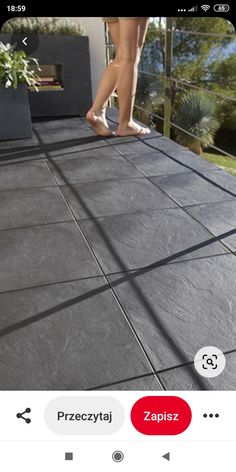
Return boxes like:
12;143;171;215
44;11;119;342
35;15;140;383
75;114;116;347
137;17;235;153
174;91;220;155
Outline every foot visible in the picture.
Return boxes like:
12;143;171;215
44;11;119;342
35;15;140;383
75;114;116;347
86;109;113;137
115;121;151;137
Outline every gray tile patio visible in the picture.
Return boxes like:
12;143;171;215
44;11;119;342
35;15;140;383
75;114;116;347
0;110;235;390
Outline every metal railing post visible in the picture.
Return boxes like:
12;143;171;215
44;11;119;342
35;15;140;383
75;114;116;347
164;17;173;138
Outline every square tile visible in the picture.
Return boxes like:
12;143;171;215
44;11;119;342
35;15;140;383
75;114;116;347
0;278;153;389
48;152;142;185
151;172;236;206
0;138;36;153
61;178;177;219
124;150;192;177
0;161;55;190
166;150;226;173
80;208;227;273
0;137;44;165
141;136;185;153
33;119;109;156
199;169;236;195
98;375;162;390
159;352;236;390
0;222;101;292
112;139;155;156
0;187;72;230
185;200;236;252
33;117;89;141
108;255;236;374
49;145;123;161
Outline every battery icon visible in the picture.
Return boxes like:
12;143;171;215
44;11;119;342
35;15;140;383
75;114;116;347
213;4;230;12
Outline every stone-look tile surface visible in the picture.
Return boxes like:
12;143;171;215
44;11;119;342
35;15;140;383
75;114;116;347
0;161;55;190
199;169;236;195
33;119;109;156
49;145;125;161
80;208;227;273
112;139;156;156
61;179;177;220
141;136;186;153
98;375;162;390
166;150;228;173
48;152;142;185
0;138;36;152
151;172;236;206
0;278;153;390
108;255;236;380
124;150;193;177
159;352;236;390
0;222;101;292
0;114;235;392
0;187;72;230
184;200;236;252
33;117;91;140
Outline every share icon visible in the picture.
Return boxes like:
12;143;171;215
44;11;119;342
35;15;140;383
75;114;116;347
16;408;31;424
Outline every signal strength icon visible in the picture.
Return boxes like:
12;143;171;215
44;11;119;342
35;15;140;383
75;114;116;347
188;5;198;11
201;4;211;11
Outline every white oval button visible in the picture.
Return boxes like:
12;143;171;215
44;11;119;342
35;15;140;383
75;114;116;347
45;396;125;435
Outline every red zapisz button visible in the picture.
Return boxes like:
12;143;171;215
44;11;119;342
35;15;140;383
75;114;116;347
131;396;192;435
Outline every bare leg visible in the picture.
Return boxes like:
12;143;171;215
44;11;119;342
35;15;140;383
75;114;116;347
86;21;120;136
116;18;150;136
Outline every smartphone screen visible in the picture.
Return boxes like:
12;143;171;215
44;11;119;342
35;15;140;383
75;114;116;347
0;5;235;470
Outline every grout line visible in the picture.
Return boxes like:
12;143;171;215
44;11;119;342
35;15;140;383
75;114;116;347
0;183;59;194
89;348;236;390
33;129;165;390
0;219;74;233
146;178;236;257
0;251;232;297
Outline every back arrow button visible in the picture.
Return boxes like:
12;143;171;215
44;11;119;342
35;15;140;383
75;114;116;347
22;37;28;46
162;452;170;461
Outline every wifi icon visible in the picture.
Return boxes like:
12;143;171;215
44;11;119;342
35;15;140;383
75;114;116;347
201;4;211;11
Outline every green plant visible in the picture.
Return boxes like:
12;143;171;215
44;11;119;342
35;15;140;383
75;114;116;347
1;17;84;36
173;90;220;155
0;42;39;89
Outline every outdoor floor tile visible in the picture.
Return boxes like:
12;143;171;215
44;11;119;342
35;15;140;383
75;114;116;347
0;222;101;292
33;117;90;140
165;150;226;173
61;179;177;219
112;139;156;156
0;138;36;152
49;145;124;161
150;172;236;206
199;169;236;194
108;254;236;383
0;138;44;165
141;136;186;153
124;150;193;177
158;352;236;390
0;160;55;190
80;208;228;273
0;278;153;390
48;152;142;185
184;200;236;252
33;119;109;155
0;187;72;230
98;375;162;390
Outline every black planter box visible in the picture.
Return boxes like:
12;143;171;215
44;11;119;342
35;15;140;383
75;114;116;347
0;34;93;117
0;84;32;140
